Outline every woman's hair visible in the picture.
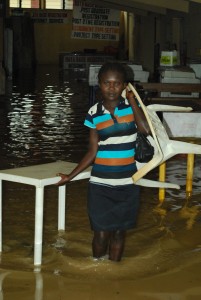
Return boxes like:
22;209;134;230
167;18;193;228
98;62;127;82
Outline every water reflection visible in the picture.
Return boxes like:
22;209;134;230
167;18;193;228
34;270;43;300
4;66;89;168
0;269;43;300
0;265;201;300
165;155;201;202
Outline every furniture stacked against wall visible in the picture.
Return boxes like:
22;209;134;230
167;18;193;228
139;83;201;110
59;52;115;80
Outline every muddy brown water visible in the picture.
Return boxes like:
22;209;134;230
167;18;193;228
0;66;201;299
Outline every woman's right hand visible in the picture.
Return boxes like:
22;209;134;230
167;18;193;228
55;173;71;186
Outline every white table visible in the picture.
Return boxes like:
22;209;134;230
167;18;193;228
0;161;91;266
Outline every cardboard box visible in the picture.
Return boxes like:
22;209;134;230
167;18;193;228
160;50;178;66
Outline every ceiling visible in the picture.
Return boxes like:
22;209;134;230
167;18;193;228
93;0;201;15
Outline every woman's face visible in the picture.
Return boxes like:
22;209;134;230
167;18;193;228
99;70;126;103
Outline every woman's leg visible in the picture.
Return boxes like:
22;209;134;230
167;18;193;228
109;230;126;262
92;231;110;258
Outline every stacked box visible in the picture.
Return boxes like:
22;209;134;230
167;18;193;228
160;50;178;66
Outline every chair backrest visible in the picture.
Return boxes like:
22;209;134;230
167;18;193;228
127;83;192;183
147;104;194;159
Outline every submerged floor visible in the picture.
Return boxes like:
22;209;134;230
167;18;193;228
0;66;201;299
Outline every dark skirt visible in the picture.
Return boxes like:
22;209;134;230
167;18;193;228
87;183;140;231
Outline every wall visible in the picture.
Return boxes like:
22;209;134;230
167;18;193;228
0;18;3;62
136;14;155;73
151;2;201;66
132;2;201;77
34;11;121;64
6;2;201;76
0;14;5;94
186;3;201;61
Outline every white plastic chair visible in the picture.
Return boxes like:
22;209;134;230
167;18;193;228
127;83;201;189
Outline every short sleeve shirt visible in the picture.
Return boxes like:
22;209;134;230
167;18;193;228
84;98;138;186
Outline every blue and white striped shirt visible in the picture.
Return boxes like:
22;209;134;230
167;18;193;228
84;98;138;186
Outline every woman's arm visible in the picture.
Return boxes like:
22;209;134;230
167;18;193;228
126;88;151;135
56;128;99;185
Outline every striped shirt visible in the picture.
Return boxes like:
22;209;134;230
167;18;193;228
84;98;138;186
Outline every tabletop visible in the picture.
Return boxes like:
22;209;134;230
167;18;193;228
0;161;91;187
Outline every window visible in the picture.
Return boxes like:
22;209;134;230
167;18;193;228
22;0;39;8
9;0;73;9
10;0;20;7
46;0;63;9
46;0;73;9
64;0;73;10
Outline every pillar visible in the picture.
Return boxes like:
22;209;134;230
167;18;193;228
128;12;135;61
0;0;6;94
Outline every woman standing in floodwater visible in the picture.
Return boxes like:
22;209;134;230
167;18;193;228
56;62;150;261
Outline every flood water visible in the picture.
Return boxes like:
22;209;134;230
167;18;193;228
0;65;201;300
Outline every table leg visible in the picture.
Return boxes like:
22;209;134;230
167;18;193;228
0;180;2;252
34;187;44;265
35;271;43;300
58;185;66;231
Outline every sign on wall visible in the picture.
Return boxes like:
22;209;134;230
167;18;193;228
30;11;69;23
72;0;120;41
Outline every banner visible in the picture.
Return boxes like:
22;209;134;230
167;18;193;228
72;0;120;41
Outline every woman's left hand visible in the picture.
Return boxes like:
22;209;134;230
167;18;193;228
126;88;137;105
55;173;70;186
